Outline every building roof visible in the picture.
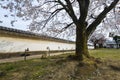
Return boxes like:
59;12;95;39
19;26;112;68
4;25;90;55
106;40;116;44
0;26;74;44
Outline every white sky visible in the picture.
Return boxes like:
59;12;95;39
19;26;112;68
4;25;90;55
0;1;119;41
0;7;30;30
0;7;111;40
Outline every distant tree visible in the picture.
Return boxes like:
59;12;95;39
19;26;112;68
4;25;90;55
113;35;120;48
90;33;106;49
0;0;119;60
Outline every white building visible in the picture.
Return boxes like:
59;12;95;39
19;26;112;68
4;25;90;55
103;40;120;48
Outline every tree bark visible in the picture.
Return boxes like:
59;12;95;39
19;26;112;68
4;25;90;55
75;23;90;60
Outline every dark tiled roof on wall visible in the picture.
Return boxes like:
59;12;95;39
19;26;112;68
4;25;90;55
0;26;74;44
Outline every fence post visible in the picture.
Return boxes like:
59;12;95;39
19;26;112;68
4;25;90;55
63;48;64;53
47;47;50;57
24;48;29;61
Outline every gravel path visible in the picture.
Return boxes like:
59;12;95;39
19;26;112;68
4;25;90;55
0;51;73;63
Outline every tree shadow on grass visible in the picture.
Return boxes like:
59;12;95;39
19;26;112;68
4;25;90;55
109;65;120;71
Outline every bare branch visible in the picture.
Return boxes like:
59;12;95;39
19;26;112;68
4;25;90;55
42;7;64;29
61;22;74;31
55;22;74;37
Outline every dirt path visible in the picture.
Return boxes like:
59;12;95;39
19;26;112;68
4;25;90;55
0;51;73;63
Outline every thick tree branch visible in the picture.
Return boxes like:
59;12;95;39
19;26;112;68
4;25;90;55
77;0;90;22
64;0;77;21
57;0;69;14
86;0;119;37
57;0;77;24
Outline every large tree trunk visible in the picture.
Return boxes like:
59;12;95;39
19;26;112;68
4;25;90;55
75;24;90;60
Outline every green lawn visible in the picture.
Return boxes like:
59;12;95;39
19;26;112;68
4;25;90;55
90;48;120;60
0;49;120;80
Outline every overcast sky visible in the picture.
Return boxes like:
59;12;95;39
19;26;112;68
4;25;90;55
0;7;30;30
0;0;119;41
0;6;111;40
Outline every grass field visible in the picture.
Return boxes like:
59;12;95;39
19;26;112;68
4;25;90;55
0;49;120;80
90;48;120;60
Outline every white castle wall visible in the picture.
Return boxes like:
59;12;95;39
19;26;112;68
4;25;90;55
0;36;75;53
